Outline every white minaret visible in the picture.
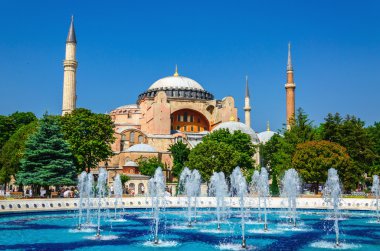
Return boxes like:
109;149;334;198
244;75;251;128
62;16;78;115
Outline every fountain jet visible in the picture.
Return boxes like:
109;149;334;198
372;175;379;222
179;167;201;227
281;168;301;227
95;168;108;237
209;172;228;230
323;168;341;247
258;167;270;231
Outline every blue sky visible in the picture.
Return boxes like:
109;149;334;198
0;0;379;132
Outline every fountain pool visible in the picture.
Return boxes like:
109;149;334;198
0;208;379;250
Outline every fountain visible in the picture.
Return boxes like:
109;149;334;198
230;166;248;248
148;167;166;244
85;172;94;225
113;174;123;220
323;168;341;247
179;167;201;227
250;170;261;222
372;175;379;222
77;171;87;230
258;167;270;231
95;168;108;237
281;168;301;227
209;171;228;230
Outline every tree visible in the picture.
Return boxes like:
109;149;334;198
0;112;37;150
168;141;190;178
61;108;115;172
320;113;377;177
292;140;351;193
186;140;240;181
202;128;256;170
136;157;164;177
367;122;380;175
262;108;318;175
119;174;130;190
270;172;280;196
0;122;38;187
16;115;77;194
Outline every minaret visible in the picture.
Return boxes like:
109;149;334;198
62;16;78;115
244;75;251;128
285;42;296;129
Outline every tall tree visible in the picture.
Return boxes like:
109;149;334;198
202;128;256;170
0;112;36;150
367;122;380;175
292;140;351;193
0;122;38;187
61;108;115;172
168;141;190;178
186;140;240;181
17;115;77;194
321;113;377;177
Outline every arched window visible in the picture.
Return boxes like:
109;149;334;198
138;135;144;143
130;132;135;143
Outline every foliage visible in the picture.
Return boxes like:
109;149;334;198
0;122;38;185
270;171;280;196
292;140;351;193
366;122;380;175
186;140;240;181
136;157;164;177
168;141;190;178
320;113;377;177
61;108;115;172
0;112;37;150
16;115;77;192
119;174;130;185
262;108;318;175
202;128;256;170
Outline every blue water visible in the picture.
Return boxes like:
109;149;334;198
0;208;379;250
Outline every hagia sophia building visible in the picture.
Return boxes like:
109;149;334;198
61;18;296;194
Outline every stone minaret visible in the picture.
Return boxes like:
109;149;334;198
285;43;296;129
244;75;251;128
62;16;78;115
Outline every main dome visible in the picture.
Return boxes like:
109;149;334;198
148;75;205;91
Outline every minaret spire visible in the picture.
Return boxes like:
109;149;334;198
244;75;252;128
285;42;296;129
62;16;78;115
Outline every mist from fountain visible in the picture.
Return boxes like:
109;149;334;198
148;167;166;244
230;166;248;248
323;168;341;247
179;167;201;227
96;168;108;237
372;175;379;222
250;170;261;222
77;171;87;230
209;171;228;230
281;168;301;227
113;174;123;220
258;167;269;231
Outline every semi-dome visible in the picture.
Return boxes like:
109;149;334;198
126;143;157;153
258;130;277;144
148;75;205;91
212;121;260;144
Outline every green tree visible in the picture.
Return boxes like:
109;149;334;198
186;140;240;181
292;140;351;193
0;122;38;187
119;174;130;187
262;108;318;175
367;122;380;175
0;112;37;150
137;157;164;177
320;113;377;178
202;128;256;170
61;108;115;172
168;141;190;178
270;172;280;196
17;115;77;194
